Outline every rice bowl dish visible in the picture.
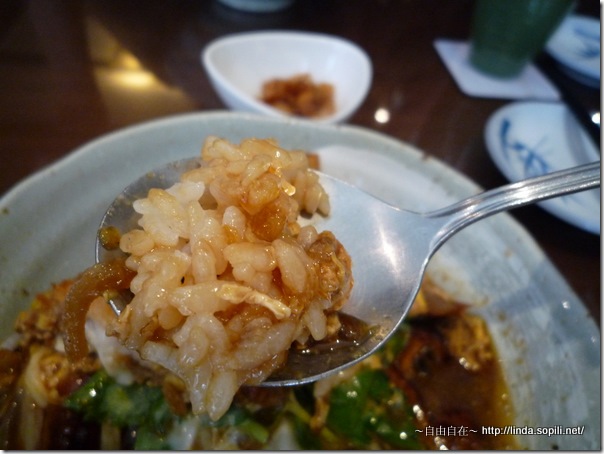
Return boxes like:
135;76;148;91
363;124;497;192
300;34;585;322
0;112;599;450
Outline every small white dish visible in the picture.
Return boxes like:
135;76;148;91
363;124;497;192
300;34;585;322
485;101;600;234
202;31;372;123
546;14;600;87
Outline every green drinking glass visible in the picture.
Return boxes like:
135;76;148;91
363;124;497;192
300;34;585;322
469;0;574;78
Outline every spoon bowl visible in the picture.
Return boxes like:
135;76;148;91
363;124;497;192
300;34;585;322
97;159;600;386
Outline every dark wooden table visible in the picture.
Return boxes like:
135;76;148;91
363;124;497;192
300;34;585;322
1;0;600;323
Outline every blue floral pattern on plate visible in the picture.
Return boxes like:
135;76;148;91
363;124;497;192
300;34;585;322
499;118;550;179
546;14;600;86
572;25;600;59
486;101;600;233
498;117;591;210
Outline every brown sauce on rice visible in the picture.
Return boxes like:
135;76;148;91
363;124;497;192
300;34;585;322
0;137;517;449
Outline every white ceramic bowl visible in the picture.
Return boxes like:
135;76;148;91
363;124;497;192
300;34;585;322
0;112;599;449
202;31;372;123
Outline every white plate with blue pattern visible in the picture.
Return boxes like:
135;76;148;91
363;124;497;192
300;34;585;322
546;14;600;87
485;101;600;234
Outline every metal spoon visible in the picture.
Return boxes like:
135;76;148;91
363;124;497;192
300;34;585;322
96;159;600;386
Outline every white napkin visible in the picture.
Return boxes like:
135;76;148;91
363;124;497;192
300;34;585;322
434;39;560;101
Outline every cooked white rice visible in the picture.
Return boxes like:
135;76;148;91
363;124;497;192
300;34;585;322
108;137;353;420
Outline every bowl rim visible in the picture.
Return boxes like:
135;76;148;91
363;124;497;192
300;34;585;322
201;30;373;123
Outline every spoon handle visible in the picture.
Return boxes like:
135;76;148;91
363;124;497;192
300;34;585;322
425;161;600;250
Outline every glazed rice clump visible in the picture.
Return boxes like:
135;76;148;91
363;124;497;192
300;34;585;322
109;137;353;421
